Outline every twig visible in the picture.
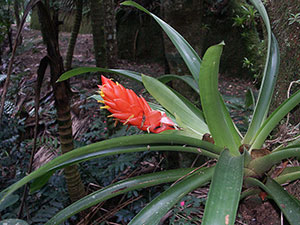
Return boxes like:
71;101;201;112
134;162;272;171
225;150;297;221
80;195;143;225
286;79;300;126
78;202;105;225
171;160;212;187
96;195;143;224
158;210;173;225
191;154;200;168
18;56;48;218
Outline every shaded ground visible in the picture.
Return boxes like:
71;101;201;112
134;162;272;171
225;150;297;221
6;24;256;96
1;24;296;225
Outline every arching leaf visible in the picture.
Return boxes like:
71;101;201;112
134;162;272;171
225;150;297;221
202;150;244;225
0;134;222;211
46;168;195;225
129;167;214;225
199;43;241;155
142;75;209;136
121;1;201;83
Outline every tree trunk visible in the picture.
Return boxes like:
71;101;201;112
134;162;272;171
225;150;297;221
268;0;300;124
37;1;86;203
14;0;22;45
161;0;206;102
65;0;83;70
162;0;205;74
90;0;107;68
103;0;118;67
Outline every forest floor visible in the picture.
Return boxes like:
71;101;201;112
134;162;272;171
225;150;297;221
1;24;297;224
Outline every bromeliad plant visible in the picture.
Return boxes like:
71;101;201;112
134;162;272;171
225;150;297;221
1;0;300;224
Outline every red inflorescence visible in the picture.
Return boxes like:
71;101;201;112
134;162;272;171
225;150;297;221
98;75;177;133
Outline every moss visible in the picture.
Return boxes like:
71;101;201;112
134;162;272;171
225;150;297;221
267;0;300;124
230;0;267;80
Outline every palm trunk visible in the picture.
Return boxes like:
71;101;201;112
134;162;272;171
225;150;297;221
103;0;118;67
90;0;107;68
37;1;85;202
14;0;22;45
65;0;83;70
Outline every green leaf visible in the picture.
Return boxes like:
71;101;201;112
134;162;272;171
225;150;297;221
30;171;54;193
121;1;201;83
129;167;214;225
245;89;255;108
199;42;241;155
0;134;222;210
248;145;300;175
219;94;243;139
36;144;217;193
170;88;205;121
265;178;300;225
58;68;204;129
158;74;199;94
249;0;271;37
57;67;143;82
88;94;102;101
250;89;300;149
47;168;194;225
0;219;29;225
277;135;300;150
0;194;19;211
202;150;244;225
240;188;261;200
243;32;280;143
245;176;300;225
275;166;300;184
142;75;209;136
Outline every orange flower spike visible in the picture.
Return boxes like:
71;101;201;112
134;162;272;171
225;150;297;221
98;75;178;133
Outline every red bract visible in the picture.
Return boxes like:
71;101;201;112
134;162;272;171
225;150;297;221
98;75;177;133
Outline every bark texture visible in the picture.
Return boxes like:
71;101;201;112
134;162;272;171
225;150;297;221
162;0;206;75
103;0;118;67
37;1;85;202
65;0;83;70
13;0;22;45
90;0;107;67
268;0;300;124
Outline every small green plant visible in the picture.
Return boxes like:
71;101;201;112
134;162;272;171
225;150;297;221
0;0;13;45
242;57;254;70
288;12;300;25
233;1;266;80
241;4;258;26
1;0;300;224
232;15;247;28
242;56;262;78
233;3;258;28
